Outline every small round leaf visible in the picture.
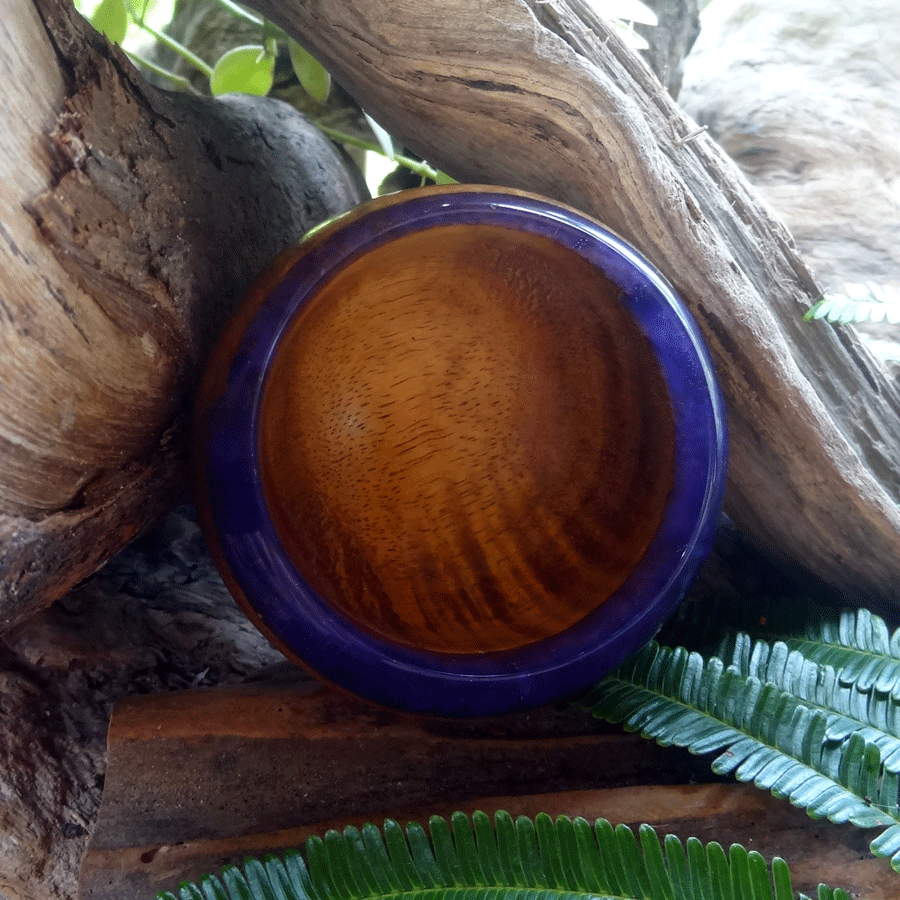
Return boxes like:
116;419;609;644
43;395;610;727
210;45;275;97
90;0;128;45
288;40;331;104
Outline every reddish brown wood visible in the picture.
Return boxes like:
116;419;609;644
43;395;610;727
79;682;898;900
206;189;675;655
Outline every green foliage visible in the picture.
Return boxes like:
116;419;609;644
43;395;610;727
288;40;331;105
581;604;900;872
91;0;128;44
130;0;157;20
209;44;275;96
155;810;851;900
804;283;900;325
702;605;900;702
364;112;396;161
784;607;900;696
76;0;447;187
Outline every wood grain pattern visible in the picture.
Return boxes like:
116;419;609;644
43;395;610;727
240;0;900;604
0;0;362;629
260;224;674;653
78;682;899;900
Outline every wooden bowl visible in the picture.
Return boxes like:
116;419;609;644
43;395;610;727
195;186;727;716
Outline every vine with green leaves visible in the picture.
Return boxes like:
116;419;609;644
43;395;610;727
87;0;305;97
79;0;454;189
78;0;664;193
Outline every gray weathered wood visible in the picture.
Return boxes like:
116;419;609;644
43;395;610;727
0;0;361;629
680;0;900;366
244;0;900;601
0;507;290;900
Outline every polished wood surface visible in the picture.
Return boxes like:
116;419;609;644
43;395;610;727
260;225;675;653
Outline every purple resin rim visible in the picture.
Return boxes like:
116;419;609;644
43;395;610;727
203;188;728;717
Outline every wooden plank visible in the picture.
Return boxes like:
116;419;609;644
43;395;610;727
81;680;683;850
80;682;897;899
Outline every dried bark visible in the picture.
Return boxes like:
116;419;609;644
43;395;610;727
0;0;361;629
638;0;701;97
243;0;900;602
0;508;290;900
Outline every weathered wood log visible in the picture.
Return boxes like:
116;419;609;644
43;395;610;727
78;681;897;900
0;0;361;629
679;0;900;366
241;0;900;603
0;504;803;900
8;0;896;615
0;506;296;900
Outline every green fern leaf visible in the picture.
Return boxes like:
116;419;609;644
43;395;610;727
668;599;900;699
804;283;900;325
721;634;900;771
785;608;900;696
581;641;900;868
156;811;849;900
715;607;900;772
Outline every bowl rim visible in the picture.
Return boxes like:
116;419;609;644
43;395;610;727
198;185;728;716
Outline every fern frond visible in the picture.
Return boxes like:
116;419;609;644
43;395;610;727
804;283;900;325
581;641;900;869
717;605;900;701
784;607;900;697
723;633;900;770
671;599;900;700
156;811;850;900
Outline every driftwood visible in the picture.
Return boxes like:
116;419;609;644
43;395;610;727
239;0;900;603
3;0;897;618
679;0;900;364
0;505;808;900
0;0;361;629
79;681;897;900
0;507;289;900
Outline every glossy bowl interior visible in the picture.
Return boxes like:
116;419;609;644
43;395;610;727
195;185;727;716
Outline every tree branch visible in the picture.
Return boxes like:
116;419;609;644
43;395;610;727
0;0;361;627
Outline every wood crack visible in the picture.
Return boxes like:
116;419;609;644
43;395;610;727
1;0;363;628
